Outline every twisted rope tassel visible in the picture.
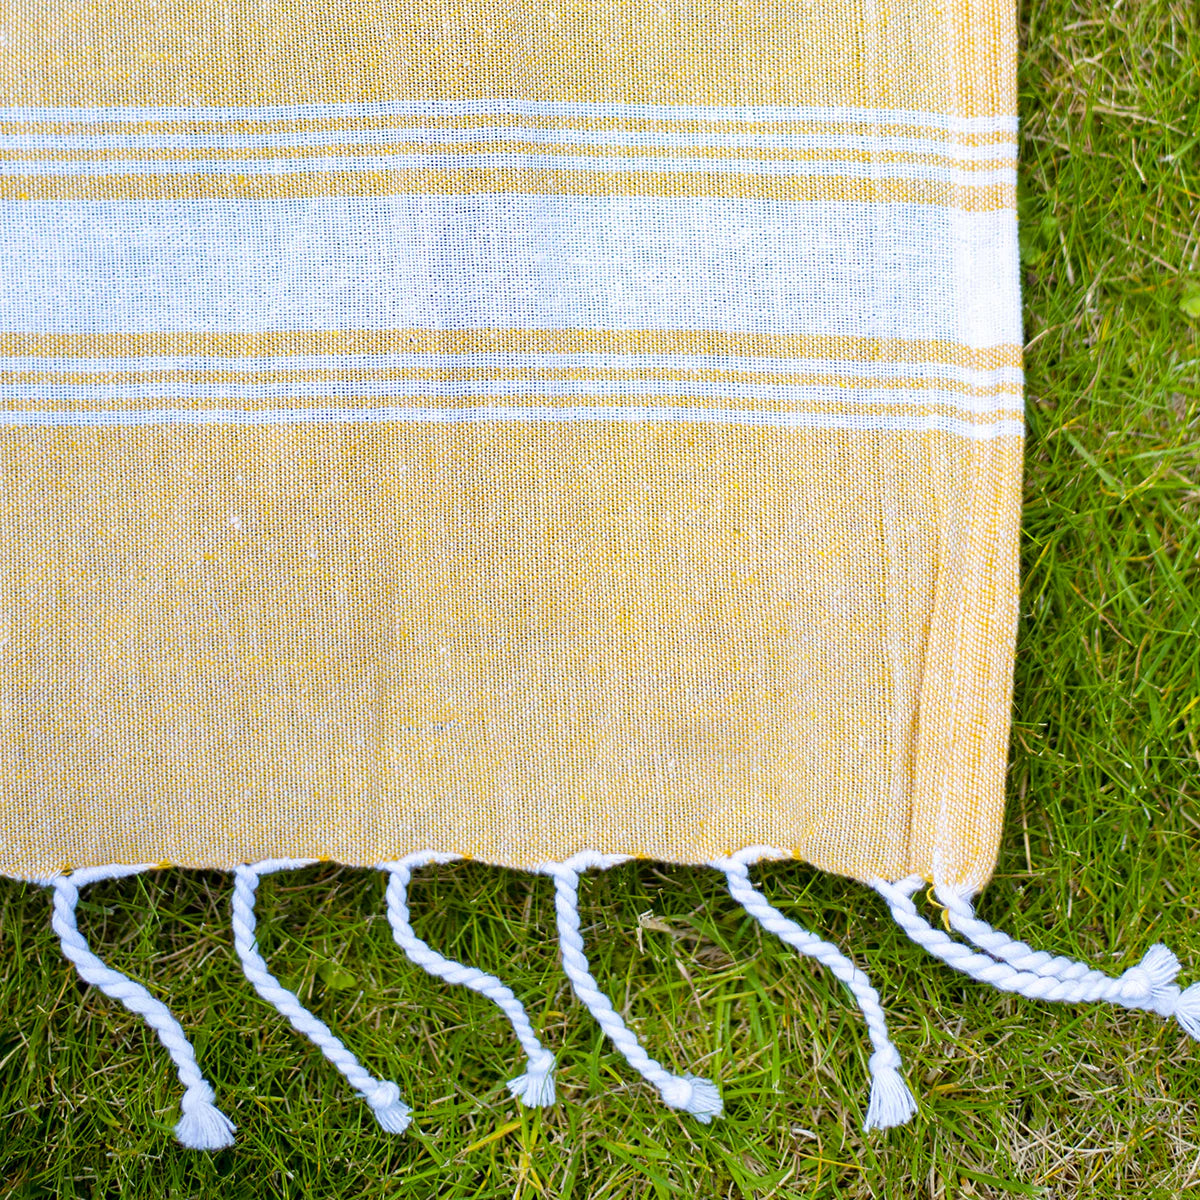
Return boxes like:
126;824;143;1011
934;884;1184;1012
50;864;236;1150
875;877;1200;1037
544;859;723;1123
381;853;556;1107
716;855;916;1131
231;861;412;1133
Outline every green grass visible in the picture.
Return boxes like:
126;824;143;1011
2;1;1200;1196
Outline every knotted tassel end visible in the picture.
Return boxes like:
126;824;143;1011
1172;982;1200;1041
1136;943;1181;993
659;1073;723;1123
863;1061;918;1131
507;1052;557;1107
175;1085;237;1151
367;1082;413;1134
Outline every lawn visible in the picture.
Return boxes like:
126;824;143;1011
2;0;1199;1196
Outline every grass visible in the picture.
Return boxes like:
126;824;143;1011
2;1;1199;1196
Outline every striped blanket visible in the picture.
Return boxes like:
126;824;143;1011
4;0;1193;1153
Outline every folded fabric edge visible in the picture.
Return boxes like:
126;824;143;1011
10;847;1195;1151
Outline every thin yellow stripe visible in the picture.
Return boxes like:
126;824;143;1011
0;115;1021;144
1;169;1017;209
0;331;1026;370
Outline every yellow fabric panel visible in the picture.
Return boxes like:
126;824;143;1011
7;0;1012;116
0;420;1019;884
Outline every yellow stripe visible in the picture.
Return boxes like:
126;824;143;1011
9;0;1013;116
1;115;1021;143
0;330;1025;370
0;419;1020;883
1;169;1017;208
0;368;1022;389
0;402;1026;426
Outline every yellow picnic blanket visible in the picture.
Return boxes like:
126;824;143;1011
1;0;1022;893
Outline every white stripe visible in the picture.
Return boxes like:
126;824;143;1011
0;100;1020;134
0;379;1022;415
0;403;1025;438
1;128;1017;161
0;194;1022;348
1;353;1024;389
0;151;1016;186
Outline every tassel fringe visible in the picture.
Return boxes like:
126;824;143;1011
875;876;1200;1038
543;854;724;1123
715;849;916;1131
231;861;413;1135
49;865;236;1150
29;852;1200;1145
934;884;1184;1012
382;852;557;1108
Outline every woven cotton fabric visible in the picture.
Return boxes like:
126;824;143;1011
0;0;1022;893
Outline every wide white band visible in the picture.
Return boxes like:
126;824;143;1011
0;194;1019;347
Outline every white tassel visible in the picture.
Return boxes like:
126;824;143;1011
543;858;723;1123
715;852;916;1131
50;865;236;1151
381;853;556;1107
231;861;412;1134
876;876;1200;1035
935;884;1183;1009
